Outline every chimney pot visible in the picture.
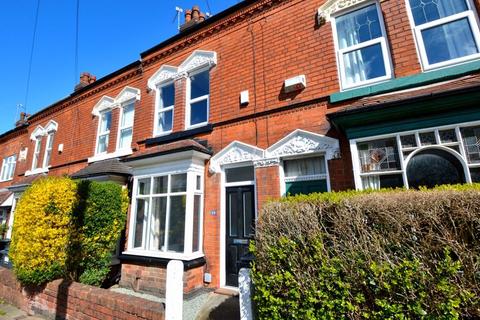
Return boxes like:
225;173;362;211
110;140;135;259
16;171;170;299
75;72;96;91
192;5;200;19
185;9;192;22
199;13;206;22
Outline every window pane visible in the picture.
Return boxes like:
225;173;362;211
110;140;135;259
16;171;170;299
190;99;208;126
284;157;326;177
97;134;109;153
44;150;52;167
171;174;187;192
153;176;168;194
158;110;173;133
336;4;382;49
439;129;457;143
419;131;436;146
119;128;133;149
243;191;254;237
400;134;417;148
151;197;167;251
422;18;478;65
470;167;480;182
196;175;201;191
409;0;468;26
461;126;480;163
161;83;175;108
225;166;255;183
137;178;151;195
47;134;54;149
192;195;201;252
190;71;210;99
343;43;386;86
100;111;112;133
286;179;328;195
167;195;186;253
134;198;148;248
362;174;404;189
121;103;135;128
358;138;400;172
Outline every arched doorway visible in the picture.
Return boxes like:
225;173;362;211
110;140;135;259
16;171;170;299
406;148;466;189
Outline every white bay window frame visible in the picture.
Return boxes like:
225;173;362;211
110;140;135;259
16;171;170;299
331;1;393;90
405;0;480;70
125;164;205;260
186;68;210;129
32;136;43;171
42;132;55;168
348;120;480;190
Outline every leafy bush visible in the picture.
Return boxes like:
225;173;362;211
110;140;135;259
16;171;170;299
9;177;78;285
252;184;480;319
77;181;129;286
10;177;128;287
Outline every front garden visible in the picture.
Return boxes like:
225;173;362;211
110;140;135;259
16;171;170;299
252;185;480;319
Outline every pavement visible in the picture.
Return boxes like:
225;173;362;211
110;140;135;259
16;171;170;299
0;300;45;320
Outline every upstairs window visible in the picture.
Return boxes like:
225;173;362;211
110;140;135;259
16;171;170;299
333;3;392;89
32;137;43;170
155;83;175;135
407;0;480;69
96;110;112;154
187;70;210;128
1;155;16;182
43;132;55;168
118;102;135;150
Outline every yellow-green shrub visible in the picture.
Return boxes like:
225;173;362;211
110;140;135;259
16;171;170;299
10;177;78;285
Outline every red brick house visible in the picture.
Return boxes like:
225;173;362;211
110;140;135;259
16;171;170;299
2;0;480;295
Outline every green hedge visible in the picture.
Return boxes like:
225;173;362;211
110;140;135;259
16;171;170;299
10;177;128;286
252;184;480;319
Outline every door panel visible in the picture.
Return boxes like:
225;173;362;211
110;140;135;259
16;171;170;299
226;185;255;287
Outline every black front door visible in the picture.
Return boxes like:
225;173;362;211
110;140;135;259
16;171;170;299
226;185;255;287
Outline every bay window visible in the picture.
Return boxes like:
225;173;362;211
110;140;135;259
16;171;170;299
128;171;204;259
187;69;210;128
96;110;112;154
1;155;17;182
117;102;135;150
332;2;392;89
155;83;175;135
407;0;480;69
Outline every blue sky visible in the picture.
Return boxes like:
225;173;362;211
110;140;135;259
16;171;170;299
0;0;238;134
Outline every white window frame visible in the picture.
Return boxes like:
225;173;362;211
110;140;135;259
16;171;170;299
348;120;480;190
154;81;175;136
32;136;43;171
42;132;55;168
405;0;480;70
95;110;112;155
0;155;17;182
331;1;393;90
125;168;205;260
116;100;135;151
186;68;210;129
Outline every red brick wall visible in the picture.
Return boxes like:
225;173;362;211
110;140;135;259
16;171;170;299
0;267;165;320
120;262;204;295
256;165;281;212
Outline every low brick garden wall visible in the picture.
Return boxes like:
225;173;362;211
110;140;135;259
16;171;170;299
0;267;165;320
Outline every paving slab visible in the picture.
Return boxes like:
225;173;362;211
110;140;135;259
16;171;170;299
0;301;45;320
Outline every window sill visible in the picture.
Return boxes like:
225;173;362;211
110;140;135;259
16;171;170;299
330;59;480;103
122;249;204;261
88;148;133;163
25;167;49;176
0;178;13;183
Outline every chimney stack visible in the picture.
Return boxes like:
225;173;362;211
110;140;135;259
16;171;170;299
15;112;30;127
75;72;97;91
180;5;207;32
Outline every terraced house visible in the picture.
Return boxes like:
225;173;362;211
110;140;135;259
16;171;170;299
1;0;480;294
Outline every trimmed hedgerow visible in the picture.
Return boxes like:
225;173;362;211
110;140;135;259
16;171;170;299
252;184;480;319
10;177;78;285
77;181;129;286
10;177;128;287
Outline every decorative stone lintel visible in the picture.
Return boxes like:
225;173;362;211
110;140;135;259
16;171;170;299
253;158;280;168
317;0;369;25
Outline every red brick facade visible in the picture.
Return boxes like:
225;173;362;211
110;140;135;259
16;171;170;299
2;0;480;295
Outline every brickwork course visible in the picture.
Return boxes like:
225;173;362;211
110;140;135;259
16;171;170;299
1;0;480;298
